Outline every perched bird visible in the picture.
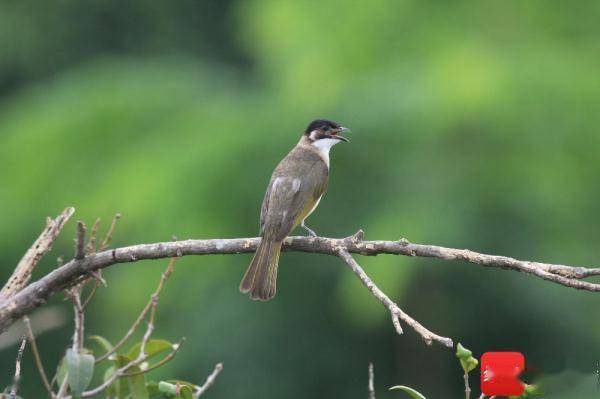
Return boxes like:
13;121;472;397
240;119;350;301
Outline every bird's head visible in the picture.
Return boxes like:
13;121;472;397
304;119;350;145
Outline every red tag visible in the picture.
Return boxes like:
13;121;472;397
481;352;525;396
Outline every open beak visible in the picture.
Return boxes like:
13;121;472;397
331;126;351;142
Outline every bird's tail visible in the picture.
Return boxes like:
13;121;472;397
239;238;282;301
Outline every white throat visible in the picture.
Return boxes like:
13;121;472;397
311;138;339;168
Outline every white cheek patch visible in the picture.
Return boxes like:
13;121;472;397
309;130;319;140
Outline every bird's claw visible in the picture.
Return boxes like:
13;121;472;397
301;222;318;238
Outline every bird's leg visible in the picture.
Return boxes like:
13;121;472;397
301;220;318;237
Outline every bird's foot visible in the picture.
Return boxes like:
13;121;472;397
301;221;318;237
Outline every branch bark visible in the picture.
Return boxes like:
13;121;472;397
368;363;375;399
337;247;452;347
194;362;224;398
0;207;74;299
1;229;599;340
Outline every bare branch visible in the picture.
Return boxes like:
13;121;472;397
337;248;453;347
95;258;177;363
74;221;86;260
194;363;224;398
10;336;27;398
85;218;101;256
76;259;173;399
0;207;75;299
2;228;600;338
368;363;375;399
464;373;471;399
122;337;186;377
68;287;84;352
98;213;121;251
23;316;54;396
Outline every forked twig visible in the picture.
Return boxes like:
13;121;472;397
94;257;177;363
0;207;75;299
337;248;453;347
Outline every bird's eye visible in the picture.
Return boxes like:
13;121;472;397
323;126;331;132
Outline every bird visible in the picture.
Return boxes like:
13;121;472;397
239;119;350;301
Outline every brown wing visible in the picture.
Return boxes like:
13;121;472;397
259;149;328;240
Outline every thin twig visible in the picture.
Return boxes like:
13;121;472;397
77;259;171;398
23;316;54;396
10;336;27;398
57;374;69;398
194;363;224;398
74;221;86;260
122;337;186;376
464;373;471;399
0;207;75;299
85;218;101;256
95;258;177;363
337;248;453;347
99;213;121;251
368;363;375;399
69;287;84;352
81;279;100;311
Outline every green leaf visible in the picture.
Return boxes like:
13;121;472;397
128;339;173;361
455;343;479;374
55;356;68;388
164;380;197;391
455;343;472;358
156;381;195;399
127;366;149;399
147;381;166;399
89;335;113;354
65;348;95;397
178;385;194;399
104;365;124;398
508;383;543;399
113;354;133;367
158;381;178;395
390;385;427;399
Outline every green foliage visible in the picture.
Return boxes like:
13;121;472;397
65;349;95;397
456;343;479;374
509;384;543;399
157;381;194;398
89;335;114;354
390;385;427;399
128;339;174;361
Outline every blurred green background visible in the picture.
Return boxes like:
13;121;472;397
1;0;600;397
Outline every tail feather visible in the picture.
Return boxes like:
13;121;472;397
239;239;282;301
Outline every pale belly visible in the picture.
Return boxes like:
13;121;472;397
303;195;322;222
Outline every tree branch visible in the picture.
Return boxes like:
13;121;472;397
9;335;27;398
23;316;53;396
194;362;223;398
0;207;75;299
2;226;600;344
368;363;375;399
74;221;86;261
337;248;452;347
